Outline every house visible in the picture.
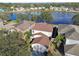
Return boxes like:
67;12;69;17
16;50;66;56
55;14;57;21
32;23;53;37
59;27;79;45
31;32;50;47
71;25;79;33
38;7;43;10
67;31;79;41
65;30;79;45
15;20;34;33
15;7;25;11
58;24;75;37
65;44;79;56
58;24;79;45
65;44;76;53
31;32;50;55
73;8;79;11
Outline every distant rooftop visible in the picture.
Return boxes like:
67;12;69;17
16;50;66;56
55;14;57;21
16;20;34;32
32;23;53;32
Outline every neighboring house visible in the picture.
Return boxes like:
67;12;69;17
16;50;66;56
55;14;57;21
65;44;79;56
73;8;79;11
66;31;79;45
65;44;76;56
59;24;79;56
32;23;53;37
58;24;79;45
71;25;79;33
31;32;50;47
50;6;68;11
15;20;34;33
15;7;25;11
58;24;74;34
30;7;45;10
67;31;79;41
65;44;76;53
31;32;50;56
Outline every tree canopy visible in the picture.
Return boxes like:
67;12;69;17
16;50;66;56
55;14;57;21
0;29;31;56
72;14;79;25
41;11;53;23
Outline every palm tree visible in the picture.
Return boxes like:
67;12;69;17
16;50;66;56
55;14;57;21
72;14;79;25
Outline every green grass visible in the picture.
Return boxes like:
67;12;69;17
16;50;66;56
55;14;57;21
0;28;6;30
9;20;20;24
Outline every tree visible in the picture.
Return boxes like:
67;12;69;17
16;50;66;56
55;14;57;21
17;14;29;21
0;13;9;24
24;30;32;55
31;15;38;21
72;14;79;25
41;11;53;23
0;29;31;56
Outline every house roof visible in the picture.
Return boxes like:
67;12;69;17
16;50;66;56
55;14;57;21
58;24;74;34
67;31;79;40
66;44;79;56
64;44;76;52
32;32;50;47
58;24;79;40
32;23;53;32
16;20;33;32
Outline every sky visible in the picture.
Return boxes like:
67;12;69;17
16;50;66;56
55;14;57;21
0;0;79;3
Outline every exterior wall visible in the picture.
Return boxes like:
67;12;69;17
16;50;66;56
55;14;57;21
32;30;52;37
66;39;79;45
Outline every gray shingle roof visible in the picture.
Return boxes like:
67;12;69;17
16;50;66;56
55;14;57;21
64;44;76;52
16;20;33;32
67;31;79;40
58;24;74;34
66;45;79;56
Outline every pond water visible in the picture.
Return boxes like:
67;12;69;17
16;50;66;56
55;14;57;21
10;11;76;24
51;12;76;24
29;11;76;24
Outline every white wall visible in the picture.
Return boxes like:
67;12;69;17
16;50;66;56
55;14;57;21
32;30;52;37
66;38;79;45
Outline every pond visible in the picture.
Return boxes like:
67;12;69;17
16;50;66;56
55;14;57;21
9;11;76;24
51;12;76;24
28;11;76;24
